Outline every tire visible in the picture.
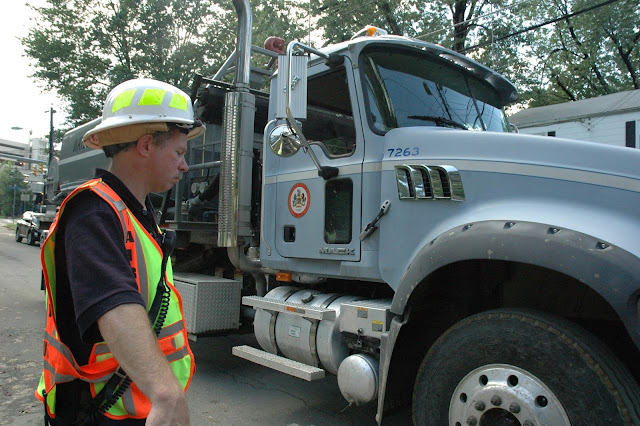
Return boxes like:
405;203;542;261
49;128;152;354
26;230;36;246
15;227;23;243
412;308;640;426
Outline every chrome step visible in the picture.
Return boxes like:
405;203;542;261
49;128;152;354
232;345;325;381
242;296;337;321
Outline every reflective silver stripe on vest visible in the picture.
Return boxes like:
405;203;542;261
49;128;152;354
91;184;150;307
94;344;111;356
158;321;185;339
45;331;85;372
135;232;149;307
166;346;191;363
45;332;113;382
44;359;112;384
121;387;137;416
44;360;77;383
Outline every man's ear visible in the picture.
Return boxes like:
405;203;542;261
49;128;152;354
136;134;154;158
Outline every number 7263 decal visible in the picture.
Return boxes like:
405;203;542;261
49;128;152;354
388;147;420;157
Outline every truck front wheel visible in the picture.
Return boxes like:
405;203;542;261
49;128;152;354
15;228;22;243
412;308;640;425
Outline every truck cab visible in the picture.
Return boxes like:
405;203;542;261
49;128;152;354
261;36;516;284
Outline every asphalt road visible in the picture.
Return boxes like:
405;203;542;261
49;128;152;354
0;223;410;425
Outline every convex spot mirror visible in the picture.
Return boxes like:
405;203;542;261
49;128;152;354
269;124;302;157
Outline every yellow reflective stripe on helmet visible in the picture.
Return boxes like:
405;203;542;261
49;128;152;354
112;89;137;113
139;88;166;106
169;93;188;111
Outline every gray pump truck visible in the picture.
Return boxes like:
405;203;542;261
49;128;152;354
47;0;640;424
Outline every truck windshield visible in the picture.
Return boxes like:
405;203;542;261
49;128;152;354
361;49;508;133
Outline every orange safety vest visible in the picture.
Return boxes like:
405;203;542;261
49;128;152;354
36;179;195;420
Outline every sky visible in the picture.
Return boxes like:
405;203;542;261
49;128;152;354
0;0;67;144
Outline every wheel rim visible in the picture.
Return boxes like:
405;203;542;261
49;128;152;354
449;364;570;426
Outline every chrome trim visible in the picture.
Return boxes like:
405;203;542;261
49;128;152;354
394;165;465;201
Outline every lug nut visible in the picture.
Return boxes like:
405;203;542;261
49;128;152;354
466;416;478;425
490;395;502;406
509;402;521;413
474;401;485;411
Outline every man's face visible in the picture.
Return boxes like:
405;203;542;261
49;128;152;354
148;131;189;193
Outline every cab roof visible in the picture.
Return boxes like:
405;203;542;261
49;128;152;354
310;34;519;106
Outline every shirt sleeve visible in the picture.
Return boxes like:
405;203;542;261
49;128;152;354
63;193;145;342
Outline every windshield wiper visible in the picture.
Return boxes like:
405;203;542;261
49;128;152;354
407;115;467;130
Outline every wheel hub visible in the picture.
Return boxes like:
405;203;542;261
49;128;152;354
449;364;570;426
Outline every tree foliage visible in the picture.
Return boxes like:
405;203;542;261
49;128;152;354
517;0;640;106
23;0;306;128
0;163;28;217
23;0;640;119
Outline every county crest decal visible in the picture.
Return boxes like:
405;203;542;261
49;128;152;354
288;183;310;218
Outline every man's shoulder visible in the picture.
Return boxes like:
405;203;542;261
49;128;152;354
65;187;116;216
59;187;122;236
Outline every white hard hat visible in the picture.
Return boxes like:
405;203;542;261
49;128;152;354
83;78;205;149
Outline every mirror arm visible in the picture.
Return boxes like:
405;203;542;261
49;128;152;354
285;106;338;180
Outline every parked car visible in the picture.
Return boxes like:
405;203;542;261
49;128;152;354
15;211;52;246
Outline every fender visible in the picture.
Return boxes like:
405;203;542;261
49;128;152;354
390;220;640;349
374;220;640;423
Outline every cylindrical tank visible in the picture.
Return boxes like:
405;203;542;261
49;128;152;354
253;286;298;354
254;286;362;375
337;354;379;405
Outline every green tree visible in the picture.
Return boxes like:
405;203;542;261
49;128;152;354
314;0;421;45
23;0;309;127
502;0;639;106
0;163;28;217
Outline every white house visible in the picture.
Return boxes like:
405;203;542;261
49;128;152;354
508;89;640;149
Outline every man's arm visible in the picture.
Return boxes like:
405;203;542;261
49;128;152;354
97;303;189;425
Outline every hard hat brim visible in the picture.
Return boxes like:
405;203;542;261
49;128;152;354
83;120;205;149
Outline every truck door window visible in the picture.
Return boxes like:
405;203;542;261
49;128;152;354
325;178;353;244
304;68;356;157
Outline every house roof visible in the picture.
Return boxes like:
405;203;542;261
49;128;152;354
508;89;640;128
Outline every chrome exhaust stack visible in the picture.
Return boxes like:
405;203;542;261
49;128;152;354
218;0;264;277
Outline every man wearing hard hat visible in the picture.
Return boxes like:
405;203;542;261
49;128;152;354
37;78;203;425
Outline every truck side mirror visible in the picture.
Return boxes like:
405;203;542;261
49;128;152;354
269;124;302;157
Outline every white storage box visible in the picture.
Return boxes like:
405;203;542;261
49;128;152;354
173;272;242;334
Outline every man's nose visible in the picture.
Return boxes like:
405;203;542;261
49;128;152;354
180;158;189;173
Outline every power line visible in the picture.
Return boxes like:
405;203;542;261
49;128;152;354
460;0;620;53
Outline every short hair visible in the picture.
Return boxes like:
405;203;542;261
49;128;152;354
103;127;180;158
103;141;135;158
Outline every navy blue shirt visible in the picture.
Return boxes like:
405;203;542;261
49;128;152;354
54;169;160;424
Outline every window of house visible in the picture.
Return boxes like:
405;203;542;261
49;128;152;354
626;121;636;148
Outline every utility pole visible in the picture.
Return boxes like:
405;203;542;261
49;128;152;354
47;106;56;169
9;185;21;221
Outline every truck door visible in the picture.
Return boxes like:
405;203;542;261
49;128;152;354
273;62;363;262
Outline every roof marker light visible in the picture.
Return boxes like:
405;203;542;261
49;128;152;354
351;25;389;40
